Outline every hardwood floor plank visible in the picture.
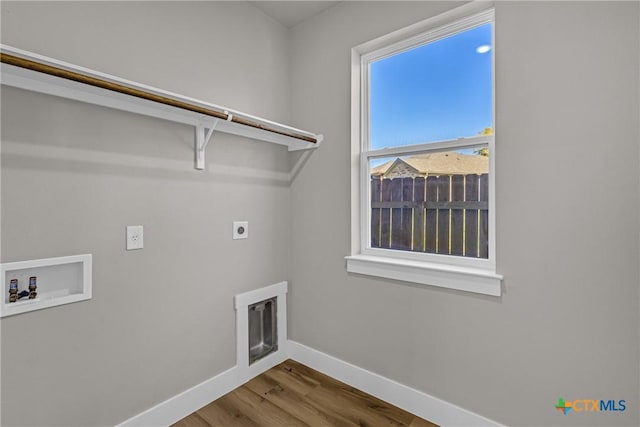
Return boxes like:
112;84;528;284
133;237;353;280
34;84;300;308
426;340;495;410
244;371;282;396
279;359;346;390
409;416;440;427
293;360;415;426
245;373;344;427
305;384;411;427
173;360;439;427
261;360;322;397
195;396;259;427
171;412;211;427
225;386;309;426
339;385;416;425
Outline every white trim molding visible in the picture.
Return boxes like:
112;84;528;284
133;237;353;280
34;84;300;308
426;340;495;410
349;2;501;296
346;255;502;296
117;339;504;427
288;341;505;427
115;366;240;427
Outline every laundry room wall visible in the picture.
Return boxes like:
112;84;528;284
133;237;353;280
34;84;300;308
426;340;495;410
1;2;293;425
288;1;640;425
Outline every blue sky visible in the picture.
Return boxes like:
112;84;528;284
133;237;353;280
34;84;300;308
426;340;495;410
369;22;493;150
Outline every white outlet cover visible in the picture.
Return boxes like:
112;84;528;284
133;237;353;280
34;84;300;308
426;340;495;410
233;221;248;240
126;225;144;250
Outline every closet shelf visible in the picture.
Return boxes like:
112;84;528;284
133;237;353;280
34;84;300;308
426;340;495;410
0;44;323;170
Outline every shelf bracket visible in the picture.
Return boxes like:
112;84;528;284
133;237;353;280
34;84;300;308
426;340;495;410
195;120;219;170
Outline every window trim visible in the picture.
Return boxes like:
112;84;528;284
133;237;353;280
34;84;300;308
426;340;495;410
347;3;502;296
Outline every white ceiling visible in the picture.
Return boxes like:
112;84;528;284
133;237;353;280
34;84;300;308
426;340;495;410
249;1;340;28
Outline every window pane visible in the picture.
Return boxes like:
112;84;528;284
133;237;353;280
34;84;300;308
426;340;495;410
369;23;493;150
369;148;489;258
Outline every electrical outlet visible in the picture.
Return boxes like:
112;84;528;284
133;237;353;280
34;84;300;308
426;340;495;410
126;225;144;250
233;221;248;240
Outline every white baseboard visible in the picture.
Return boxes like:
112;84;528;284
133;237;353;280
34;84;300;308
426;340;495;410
288;341;504;427
116;365;240;427
117;340;503;427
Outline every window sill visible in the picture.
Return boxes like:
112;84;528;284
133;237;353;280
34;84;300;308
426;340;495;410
345;255;502;296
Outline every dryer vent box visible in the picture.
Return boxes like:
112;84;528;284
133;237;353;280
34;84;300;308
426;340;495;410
248;297;277;365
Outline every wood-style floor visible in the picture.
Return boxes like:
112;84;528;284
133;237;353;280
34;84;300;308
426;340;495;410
172;359;438;427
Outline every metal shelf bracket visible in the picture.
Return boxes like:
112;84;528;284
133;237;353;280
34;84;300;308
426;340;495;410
195;120;219;170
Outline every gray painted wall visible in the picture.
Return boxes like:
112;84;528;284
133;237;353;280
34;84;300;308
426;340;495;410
1;1;639;426
289;1;639;426
1;2;292;425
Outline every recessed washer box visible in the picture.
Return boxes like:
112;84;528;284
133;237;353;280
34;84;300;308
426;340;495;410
1;254;92;318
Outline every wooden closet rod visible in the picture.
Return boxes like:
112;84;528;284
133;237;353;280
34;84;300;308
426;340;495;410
0;53;318;144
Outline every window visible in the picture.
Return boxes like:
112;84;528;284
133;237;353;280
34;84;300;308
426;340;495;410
347;4;502;296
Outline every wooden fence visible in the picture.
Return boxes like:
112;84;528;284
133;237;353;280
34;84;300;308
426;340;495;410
370;174;488;258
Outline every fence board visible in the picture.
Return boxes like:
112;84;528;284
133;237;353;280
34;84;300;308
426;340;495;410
371;177;381;248
479;174;489;259
437;175;450;255
464;174;479;258
425;176;438;253
413;177;425;252
380;178;392;248
450;175;465;256
401;178;414;250
390;179;408;250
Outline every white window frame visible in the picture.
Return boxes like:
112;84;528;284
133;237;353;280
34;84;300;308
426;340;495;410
346;3;503;296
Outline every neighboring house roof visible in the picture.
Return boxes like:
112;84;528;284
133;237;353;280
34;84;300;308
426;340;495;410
371;151;488;178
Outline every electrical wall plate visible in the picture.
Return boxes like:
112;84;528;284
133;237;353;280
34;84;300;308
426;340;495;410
233;221;248;240
126;225;144;250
